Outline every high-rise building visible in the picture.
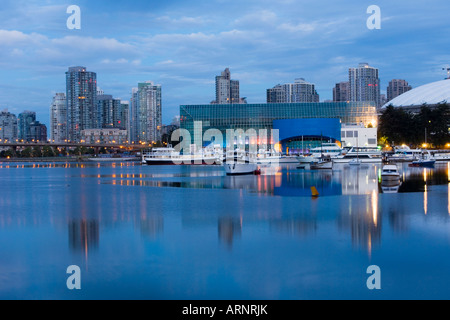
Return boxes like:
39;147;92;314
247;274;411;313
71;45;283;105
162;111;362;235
333;82;350;102
387;79;412;102
29;121;47;142
349;63;381;107
214;68;241;104
18;111;36;141
129;87;139;143
97;95;121;129
267;78;319;103
131;81;162;143
66;66;97;142
0;110;18;141
50;93;67;143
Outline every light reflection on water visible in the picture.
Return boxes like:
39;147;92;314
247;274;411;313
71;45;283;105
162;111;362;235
0;161;450;299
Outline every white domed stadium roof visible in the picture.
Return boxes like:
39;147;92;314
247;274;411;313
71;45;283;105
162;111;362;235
382;79;450;108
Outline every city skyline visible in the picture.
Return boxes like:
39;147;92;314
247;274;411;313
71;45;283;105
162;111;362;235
1;0;450;128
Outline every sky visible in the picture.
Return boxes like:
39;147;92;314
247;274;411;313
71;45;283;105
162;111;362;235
1;0;450;127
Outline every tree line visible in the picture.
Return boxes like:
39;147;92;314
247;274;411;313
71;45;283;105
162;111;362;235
378;104;450;148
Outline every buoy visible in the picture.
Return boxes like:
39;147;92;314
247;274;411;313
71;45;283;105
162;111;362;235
311;187;320;197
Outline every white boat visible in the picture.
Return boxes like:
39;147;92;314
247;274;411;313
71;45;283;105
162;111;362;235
297;155;316;164
349;158;362;166
223;149;258;175
409;150;436;168
333;147;382;163
381;165;401;183
433;153;450;162
88;154;139;162
310;157;333;170
388;147;423;162
142;145;222;165
309;143;343;159
142;147;181;165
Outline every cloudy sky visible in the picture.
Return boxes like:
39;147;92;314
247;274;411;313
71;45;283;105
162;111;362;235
1;0;450;126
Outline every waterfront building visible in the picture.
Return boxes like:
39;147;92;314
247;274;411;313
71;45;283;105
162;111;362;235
50;93;67;143
349;63;381;108
29;121;47;142
18;111;36;141
213;68;241;104
333;81;350;102
66;66;97;142
180;102;378;152
341;123;378;148
382;78;450;113
80;128;128;144
130;82;162;144
267;78;319;103
97;95;127;130
0;110;18;141
387;79;412;102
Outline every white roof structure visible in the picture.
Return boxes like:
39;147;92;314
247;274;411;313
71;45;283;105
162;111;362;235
382;79;450;109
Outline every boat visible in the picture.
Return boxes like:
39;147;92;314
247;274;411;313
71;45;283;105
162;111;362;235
349;158;362;166
333;147;382;163
142;147;181;165
142;144;222;165
88;154;139;162
409;151;436;168
223;149;258;175
309;143;343;159
310;156;333;170
433;152;450;162
381;165;401;184
388;146;423;162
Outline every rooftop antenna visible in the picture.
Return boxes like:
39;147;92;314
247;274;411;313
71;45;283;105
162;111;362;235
443;65;450;79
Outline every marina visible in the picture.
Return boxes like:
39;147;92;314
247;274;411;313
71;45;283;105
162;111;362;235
0;160;450;300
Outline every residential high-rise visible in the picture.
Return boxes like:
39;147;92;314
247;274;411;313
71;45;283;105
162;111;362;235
333;82;350;102
349;63;381;107
267;78;319;103
129;87;139;143
29;121;47;142
214;68;241;104
50;93;67;143
131;81;162;143
387;79;412;102
0;110;18;141
18;111;36;141
66;66;97;142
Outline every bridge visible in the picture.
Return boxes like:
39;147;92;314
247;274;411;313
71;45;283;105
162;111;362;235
0;142;155;154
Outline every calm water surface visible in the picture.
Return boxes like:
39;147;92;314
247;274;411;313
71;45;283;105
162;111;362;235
0;161;450;300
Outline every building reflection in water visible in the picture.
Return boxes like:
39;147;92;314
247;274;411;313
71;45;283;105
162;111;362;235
68;219;99;257
338;192;381;256
218;216;242;249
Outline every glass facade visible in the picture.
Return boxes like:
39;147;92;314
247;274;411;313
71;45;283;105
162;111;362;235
180;102;377;146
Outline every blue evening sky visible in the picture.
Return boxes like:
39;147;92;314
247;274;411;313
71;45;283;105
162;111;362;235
0;0;449;126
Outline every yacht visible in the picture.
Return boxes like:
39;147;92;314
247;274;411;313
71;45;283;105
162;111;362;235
223;149;258;175
409;151;436;168
381;165;401;184
388;147;423;162
333;147;382;163
310;156;333;170
142;147;182;165
142;145;223;165
257;149;299;164
309;143;343;159
88;154;139;162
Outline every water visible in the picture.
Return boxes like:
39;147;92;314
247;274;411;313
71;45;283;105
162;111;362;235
0;161;450;300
